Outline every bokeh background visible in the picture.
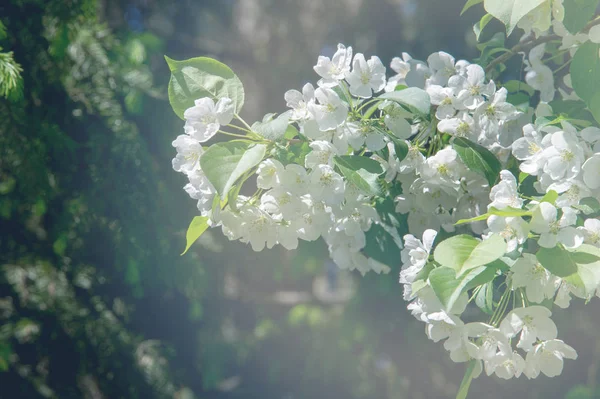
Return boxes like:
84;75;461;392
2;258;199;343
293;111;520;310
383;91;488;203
1;0;600;398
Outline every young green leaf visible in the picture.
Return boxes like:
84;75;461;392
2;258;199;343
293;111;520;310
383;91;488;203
518;172;529;183
414;262;435;283
284;124;299;140
379;87;431;116
563;0;600;34
429;266;497;312
433;234;507;275
462;0;484;15
473;13;494;41
540;190;558;204
589;91;600;125
571;42;600;104
475;282;495;314
252;112;291;141
452;137;502;186
570;244;600;264
455;207;532;225
483;0;546;36
536;245;578;277
165;56;245;119
182;216;210;255
334;155;384;195
391;137;409;162
564;248;600;296
227;183;242;212
572;197;600;215
502;80;535;96
200;142;266;197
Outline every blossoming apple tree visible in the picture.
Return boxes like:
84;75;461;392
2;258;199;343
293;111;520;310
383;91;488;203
167;0;600;397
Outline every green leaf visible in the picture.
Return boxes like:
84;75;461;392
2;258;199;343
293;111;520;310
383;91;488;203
452;137;502;186
455;206;532;225
475;282;495;314
571;244;600;263
182;216;210;255
474;13;494;41
536;246;578;277
379;87;431;116
334;155;384;196
550;99;596;122
506;92;531;109
165;56;244;119
571;42;600;104
518;172;529;183
429;263;501;311
284;125;299;140
563;0;600;34
227;183;242;212
411;279;429;296
414;262;435;283
363;223;401;268
275;140;311;166
572;197;600;215
577;264;600;296
200;141;267;197
434;234;507;275
391;138;409;162
589;91;600;125
429;267;482;311
484;0;546;35
462;0;485;14
476;31;506;52
456;360;477;399
540;190;559;204
571;252;600;264
502;80;535;96
252;112;290;141
465;260;506;289
564;247;600;296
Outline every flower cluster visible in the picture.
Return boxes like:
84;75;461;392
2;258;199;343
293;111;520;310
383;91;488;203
168;1;600;387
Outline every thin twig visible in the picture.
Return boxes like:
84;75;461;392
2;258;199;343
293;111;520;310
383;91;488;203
485;17;600;74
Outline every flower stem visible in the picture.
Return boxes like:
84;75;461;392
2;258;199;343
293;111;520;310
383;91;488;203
227;123;251;133
234;113;253;131
218;130;251;139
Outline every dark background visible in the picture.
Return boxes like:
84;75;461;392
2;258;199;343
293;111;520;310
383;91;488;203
0;0;599;398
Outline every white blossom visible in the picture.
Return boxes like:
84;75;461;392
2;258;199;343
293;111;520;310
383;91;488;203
285;83;315;120
489;171;523;210
529;202;583;248
579;218;600;247
308;164;345;205
487;216;529;253
499;306;558;351
314;44;353;87
172;135;203;175
256;159;285;189
452;64;495;109
540;124;586;181
582;153;600;190
345;53;386;98
524;339;577;378
184;97;234;142
308;87;349;131
511;253;558;303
